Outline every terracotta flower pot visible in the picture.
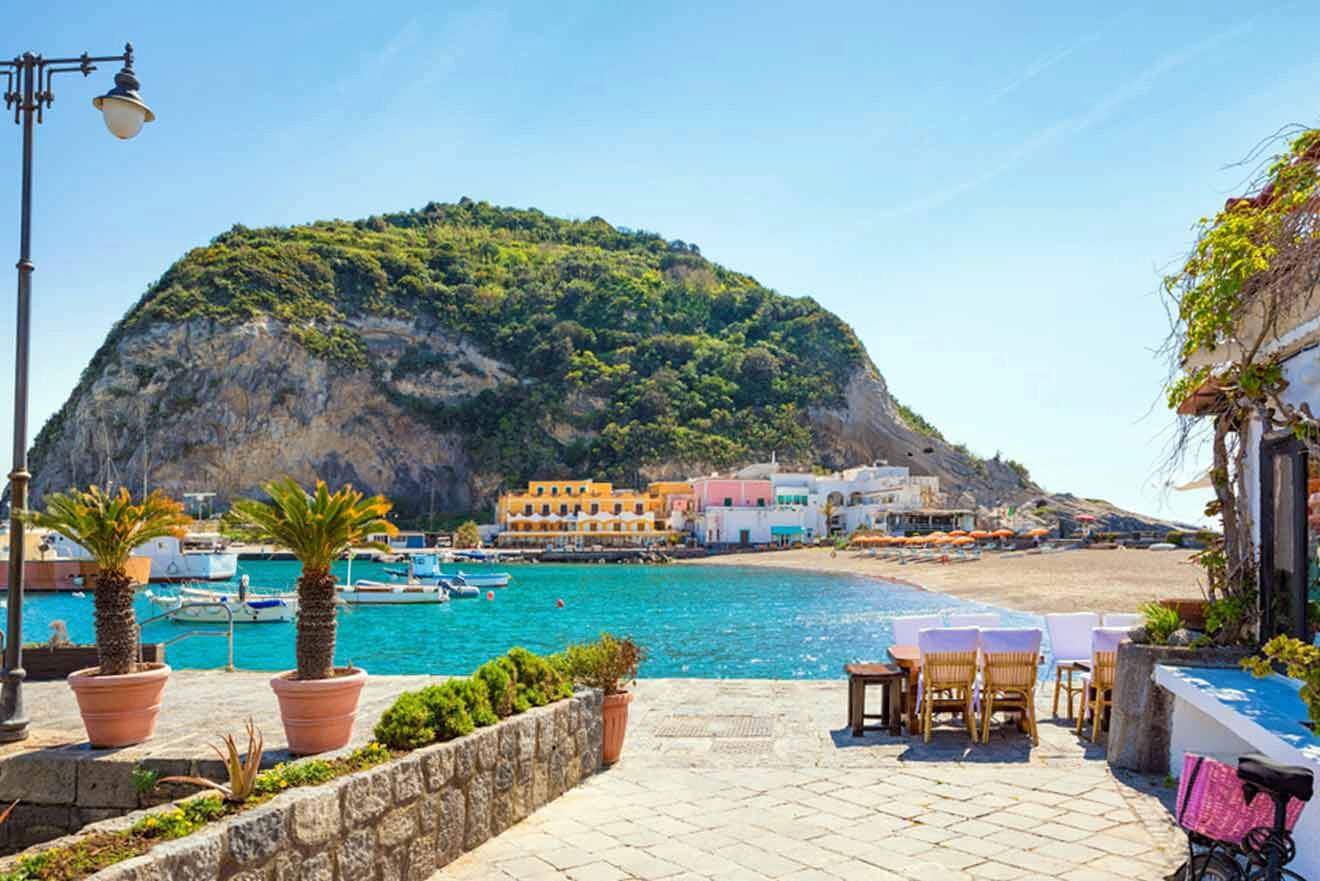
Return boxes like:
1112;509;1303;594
601;690;634;765
270;667;367;755
67;663;170;748
1159;598;1209;631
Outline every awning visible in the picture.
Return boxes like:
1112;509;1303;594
770;526;804;536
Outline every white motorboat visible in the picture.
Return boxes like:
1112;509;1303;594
454;570;511;588
383;551;456;578
51;532;238;582
337;580;449;604
148;586;296;623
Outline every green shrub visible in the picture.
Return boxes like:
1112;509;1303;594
476;657;517;718
1141;602;1182;645
1205;594;1253;637
373;692;436;750
557;633;645;695
419;682;476;740
509;646;572;709
452;677;499;727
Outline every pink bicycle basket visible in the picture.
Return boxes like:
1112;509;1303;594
1176;754;1306;845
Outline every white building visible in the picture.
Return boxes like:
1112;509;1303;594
694;505;815;548
768;462;948;536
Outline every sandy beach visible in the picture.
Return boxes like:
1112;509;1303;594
679;546;1205;614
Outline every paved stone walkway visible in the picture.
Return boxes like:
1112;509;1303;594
433;679;1183;881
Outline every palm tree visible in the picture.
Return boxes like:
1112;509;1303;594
225;478;394;680
26;487;191;676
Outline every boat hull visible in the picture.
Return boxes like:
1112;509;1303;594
338;581;449;604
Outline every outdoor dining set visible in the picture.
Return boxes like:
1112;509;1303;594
845;610;1143;745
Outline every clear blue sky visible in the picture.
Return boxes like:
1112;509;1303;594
3;1;1318;525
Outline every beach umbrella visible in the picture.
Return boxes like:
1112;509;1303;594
969;530;991;538
1026;528;1049;537
948;530;968;536
952;536;975;545
1075;514;1097;523
992;528;1015;537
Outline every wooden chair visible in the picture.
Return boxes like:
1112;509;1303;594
978;628;1042;745
917;628;980;743
1075;627;1128;741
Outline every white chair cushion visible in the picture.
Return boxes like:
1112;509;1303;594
979;627;1042;655
891;614;942;646
1045;612;1100;662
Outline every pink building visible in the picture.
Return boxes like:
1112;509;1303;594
690;478;772;511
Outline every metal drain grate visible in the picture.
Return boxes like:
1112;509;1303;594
711;739;774;755
654;715;774;738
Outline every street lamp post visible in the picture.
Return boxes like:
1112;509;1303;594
0;44;153;743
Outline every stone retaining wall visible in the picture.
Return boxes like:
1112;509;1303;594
5;689;603;880
1107;643;1251;774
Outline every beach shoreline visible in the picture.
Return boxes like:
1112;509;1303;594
676;546;1206;614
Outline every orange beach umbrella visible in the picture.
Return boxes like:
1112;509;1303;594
1025;528;1049;537
948;530;968;536
969;530;991;538
992;529;1015;537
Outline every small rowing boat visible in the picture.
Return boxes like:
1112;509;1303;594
454;570;511;588
337;580;449;604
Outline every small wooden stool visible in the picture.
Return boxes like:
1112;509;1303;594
844;662;906;736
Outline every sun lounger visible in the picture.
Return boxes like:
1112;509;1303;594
917;627;981;743
1044;612;1100;719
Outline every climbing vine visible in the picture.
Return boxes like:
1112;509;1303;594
1164;127;1320;644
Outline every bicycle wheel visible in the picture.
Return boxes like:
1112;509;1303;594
1244;868;1307;881
1169;852;1244;880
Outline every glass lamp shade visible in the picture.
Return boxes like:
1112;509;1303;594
93;94;154;140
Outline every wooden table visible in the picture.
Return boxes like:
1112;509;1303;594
885;645;921;733
844;663;905;736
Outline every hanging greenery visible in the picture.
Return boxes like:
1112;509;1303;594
1164;127;1320;644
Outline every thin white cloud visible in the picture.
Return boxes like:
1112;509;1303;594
884;16;1255;219
984;15;1124;107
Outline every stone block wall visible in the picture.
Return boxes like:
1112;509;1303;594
3;690;603;880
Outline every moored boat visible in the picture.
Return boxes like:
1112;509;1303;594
337;580;449;604
455;570;511;588
148;586;297;623
439;578;480;598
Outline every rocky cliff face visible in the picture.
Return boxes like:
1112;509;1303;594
24;201;1178;530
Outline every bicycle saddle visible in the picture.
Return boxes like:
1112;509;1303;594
1237;753;1314;804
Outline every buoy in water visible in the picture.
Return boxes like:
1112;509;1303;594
556;598;565;608
486;591;495;601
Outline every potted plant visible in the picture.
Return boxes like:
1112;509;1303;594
26;486;191;747
560;633;644;765
225;478;393;754
1243;635;1320;733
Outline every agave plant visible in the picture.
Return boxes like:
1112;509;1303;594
160;719;264;803
24;487;190;675
224;478;393;680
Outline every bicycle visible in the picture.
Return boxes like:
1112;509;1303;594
1172;752;1314;880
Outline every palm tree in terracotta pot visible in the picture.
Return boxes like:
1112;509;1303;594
561;633;644;765
26;486;191;747
225;477;393;754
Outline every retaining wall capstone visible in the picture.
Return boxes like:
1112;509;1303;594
2;689;603;881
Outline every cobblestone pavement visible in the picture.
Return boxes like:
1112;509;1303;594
433;679;1183;881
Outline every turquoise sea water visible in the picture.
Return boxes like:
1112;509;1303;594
17;562;1048;678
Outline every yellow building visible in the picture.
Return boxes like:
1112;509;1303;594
496;479;682;548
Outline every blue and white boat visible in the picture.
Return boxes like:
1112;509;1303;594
453;570;511;588
148;585;296;623
440;579;480;598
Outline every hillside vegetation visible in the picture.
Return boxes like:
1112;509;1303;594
44;199;868;486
